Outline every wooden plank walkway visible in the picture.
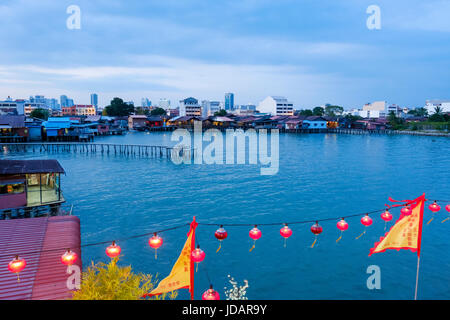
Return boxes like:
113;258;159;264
0;142;194;159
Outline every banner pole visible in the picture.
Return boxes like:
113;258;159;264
414;255;420;300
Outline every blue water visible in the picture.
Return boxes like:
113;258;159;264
2;132;449;299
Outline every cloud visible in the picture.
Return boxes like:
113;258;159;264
383;0;450;33
0;55;365;108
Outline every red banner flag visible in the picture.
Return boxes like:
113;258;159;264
369;194;425;257
148;217;198;299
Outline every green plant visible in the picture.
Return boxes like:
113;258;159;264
71;258;178;300
30;108;50;120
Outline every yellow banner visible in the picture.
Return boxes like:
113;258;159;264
149;230;194;296
369;194;425;256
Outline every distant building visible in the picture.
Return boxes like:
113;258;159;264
90;93;98;110
159;98;170;109
386;104;402;117
60;95;68;107
0;97;25;115
167;108;179;117
362;101;386;111
233;104;256;116
60;95;74;108
24;103;51;116
360;101;387;118
179;97;201;117
141;98;151;107
257;96;294;116
425;100;450;114
62;105;96;116
201;100;221;117
225;93;234;110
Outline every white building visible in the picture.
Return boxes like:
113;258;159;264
201;100;221;117
257;96;294;116
179;97;202;117
425;100;450;114
0;97;26;115
363;101;386;111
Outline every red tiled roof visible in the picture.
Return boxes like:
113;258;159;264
0;216;81;300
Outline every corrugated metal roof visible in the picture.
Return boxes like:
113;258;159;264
0;216;81;300
0;115;26;128
0;160;65;175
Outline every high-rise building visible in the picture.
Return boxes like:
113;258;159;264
159;98;170;109
60;95;74;107
60;95;68;107
141;98;151;107
90;93;98;110
225;93;234;110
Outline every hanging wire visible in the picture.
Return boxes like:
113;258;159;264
0;198;447;259
0;222;190;259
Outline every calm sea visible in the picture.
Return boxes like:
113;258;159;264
2;132;450;299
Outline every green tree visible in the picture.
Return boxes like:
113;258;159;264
104;98;134;117
30;108;50;120
324;105;344;116
408;107;428;117
428;106;446;122
214;109;227;116
387;111;405;130
150;107;167;116
135;107;150;116
312;106;325;116
72;258;178;300
299;109;313;116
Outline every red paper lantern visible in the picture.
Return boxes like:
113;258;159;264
191;245;205;272
8;255;26;282
310;222;322;248
381;209;393;230
427;200;441;225
106;241;121;258
249;225;261;252
446;204;450;213
149;233;163;259
336;219;348;243
214;225;228;253
401;206;412;216
361;214;373;226
280;224;292;247
61;249;77;266
381;209;393;222
202;285;220;300
356;215;372;239
429;201;441;213
337;219;348;231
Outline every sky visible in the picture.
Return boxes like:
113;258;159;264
0;0;449;109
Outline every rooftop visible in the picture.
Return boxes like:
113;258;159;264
0;160;65;175
0;216;81;300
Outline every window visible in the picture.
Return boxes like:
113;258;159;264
0;183;25;195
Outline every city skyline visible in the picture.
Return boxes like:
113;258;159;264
1;1;449;108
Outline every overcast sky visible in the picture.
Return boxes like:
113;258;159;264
0;0;449;109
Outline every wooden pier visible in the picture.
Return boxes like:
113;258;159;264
0;142;194;159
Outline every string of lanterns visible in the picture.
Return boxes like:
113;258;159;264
4;199;450;300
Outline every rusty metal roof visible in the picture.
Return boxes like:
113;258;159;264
0;216;81;300
0;160;65;175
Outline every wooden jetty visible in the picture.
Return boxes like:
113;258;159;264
0;142;194;159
